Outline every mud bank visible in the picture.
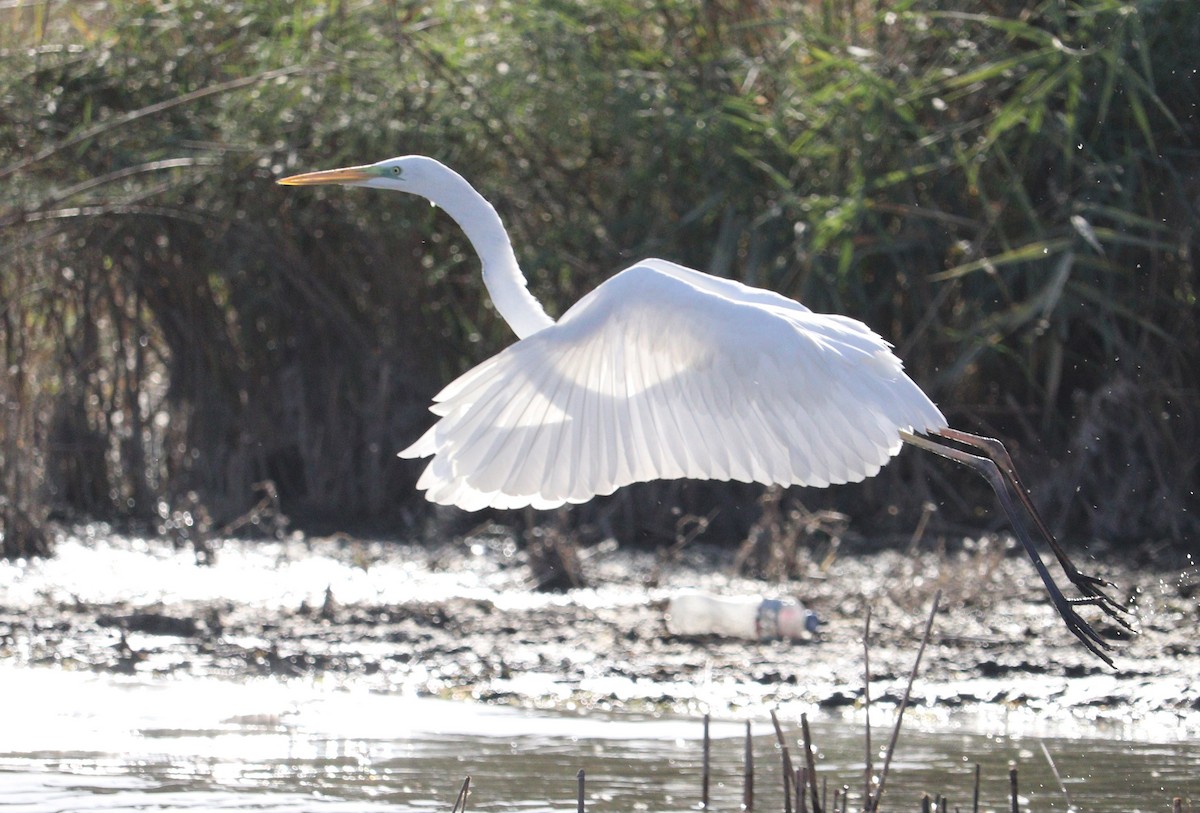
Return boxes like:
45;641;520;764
2;531;1196;732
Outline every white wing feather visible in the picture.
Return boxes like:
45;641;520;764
401;260;947;510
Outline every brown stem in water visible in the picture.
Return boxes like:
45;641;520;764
869;589;942;811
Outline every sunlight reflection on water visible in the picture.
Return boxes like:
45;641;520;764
3;535;1199;812
1;666;1198;813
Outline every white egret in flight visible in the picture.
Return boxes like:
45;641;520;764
279;156;1129;665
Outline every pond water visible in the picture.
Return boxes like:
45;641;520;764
1;665;1196;813
2;534;1197;811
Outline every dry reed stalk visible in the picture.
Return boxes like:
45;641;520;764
800;713;823;813
770;709;795;813
743;720;754;812
868;589;942;812
451;776;470;813
1038;740;1072;810
863;606;874;804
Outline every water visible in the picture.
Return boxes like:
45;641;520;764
2;534;1197;811
1;665;1197;813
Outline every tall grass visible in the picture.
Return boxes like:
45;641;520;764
1;0;1195;556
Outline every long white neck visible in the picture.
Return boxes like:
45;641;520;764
421;165;554;339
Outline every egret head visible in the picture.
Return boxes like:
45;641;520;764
277;155;442;195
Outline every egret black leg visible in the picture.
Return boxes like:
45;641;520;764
931;428;1131;629
900;430;1116;667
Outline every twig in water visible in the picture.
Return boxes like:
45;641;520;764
1009;763;1019;813
702;714;711;809
863;606;874;805
451;776;471;813
868;589;942;812
743;721;754;812
1038;739;1073;810
800;713;823;813
770;710;795;813
577;769;585;813
973;763;981;813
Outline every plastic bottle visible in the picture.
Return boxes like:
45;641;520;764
665;591;819;641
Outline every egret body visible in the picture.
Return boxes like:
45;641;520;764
279;155;1129;665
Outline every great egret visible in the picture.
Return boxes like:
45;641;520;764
279;156;1129;665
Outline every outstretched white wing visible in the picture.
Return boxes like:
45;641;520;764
400;260;947;511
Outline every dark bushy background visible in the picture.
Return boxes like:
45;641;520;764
2;0;1196;557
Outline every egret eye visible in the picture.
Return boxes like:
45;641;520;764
391;166;402;176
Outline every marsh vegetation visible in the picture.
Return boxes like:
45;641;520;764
2;1;1196;557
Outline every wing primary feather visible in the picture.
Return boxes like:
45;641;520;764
424;354;540;464
573;323;615;501
703;356;753;482
808;399;851;483
443;348;557;483
581;320;623;500
823;389;871;482
742;390;781;484
687;366;733;481
756;359;816;485
789;390;835;487
504;340;588;501
742;361;793;484
520;338;585;504
430;355;503;408
841;367;897;468
647;326;692;480
624;315;667;481
467;345;566;495
590;339;618;497
726;348;779;485
560;330;612;500
831;368;895;479
705;357;753;484
505;343;577;499
658;345;706;480
680;354;731;481
555;327;599;503
606;328;636;488
599;327;635;491
816;389;868;481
